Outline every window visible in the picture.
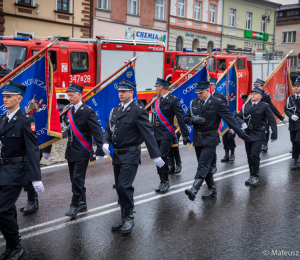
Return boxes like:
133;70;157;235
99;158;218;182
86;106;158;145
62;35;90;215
246;12;252;30
166;54;171;64
178;0;185;17
17;33;31;37
283;31;296;43
290;56;297;67
207;41;213;53
217;59;226;71
261;15;267;33
229;8;236;27
209;4;216;23
128;0;138;15
71;52;89;74
296;10;299;15
192;39;199;50
155;0;165;20
18;0;31;4
237;59;245;70
32;50;57;72
175;55;215;72
176;36;183;51
57;0;69;12
98;0;108;10
287;11;291;16
194;1;202;21
291;10;295;16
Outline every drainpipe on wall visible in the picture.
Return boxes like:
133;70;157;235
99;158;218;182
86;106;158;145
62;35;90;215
220;0;224;48
273;10;276;52
167;0;171;50
72;0;74;37
90;0;94;38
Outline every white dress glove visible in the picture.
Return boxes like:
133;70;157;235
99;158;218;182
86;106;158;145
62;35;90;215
96;156;104;162
42;153;50;160
241;123;248;129
229;129;235;134
291;115;299;121
32;181;45;194
282;119;287;125
271;139;276;143
102;143;110;155
153;157;165;168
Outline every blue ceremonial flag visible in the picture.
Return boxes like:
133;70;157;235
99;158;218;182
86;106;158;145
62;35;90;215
84;65;138;158
171;66;209;148
0;53;62;147
217;64;241;136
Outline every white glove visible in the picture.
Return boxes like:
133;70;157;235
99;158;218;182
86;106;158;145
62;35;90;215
241;123;248;129
282;119;287;125
271;139;276;143
32;181;45;194
291;115;299;121
96;156;103;162
229;129;235;134
42;153;50;160
102;143;110;155
153;157;165;168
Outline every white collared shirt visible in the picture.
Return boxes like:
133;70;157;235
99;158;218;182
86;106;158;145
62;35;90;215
122;99;134;111
7;107;20;122
202;94;211;105
252;101;259;106
72;101;83;113
161;92;170;100
295;94;300;99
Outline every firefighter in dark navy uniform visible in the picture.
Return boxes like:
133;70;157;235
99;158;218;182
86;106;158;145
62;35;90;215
285;76;300;170
0;81;44;260
63;83;105;218
236;87;277;186
147;78;190;194
253;78;286;152
104;79;163;234
184;81;249;201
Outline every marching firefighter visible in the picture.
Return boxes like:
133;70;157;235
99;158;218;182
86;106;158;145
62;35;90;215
147;78;190;193
0;81;44;260
104;79;164;234
63;83;106;218
184;81;250;201
285;76;300;170
168;117;182;174
236;87;277;186
253;78;286;152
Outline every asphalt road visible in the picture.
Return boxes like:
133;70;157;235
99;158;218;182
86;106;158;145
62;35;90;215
1;124;299;260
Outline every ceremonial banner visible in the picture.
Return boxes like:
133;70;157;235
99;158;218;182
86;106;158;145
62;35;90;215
0;52;62;148
171;65;209;148
217;64;242;136
84;65;138;158
264;60;293;121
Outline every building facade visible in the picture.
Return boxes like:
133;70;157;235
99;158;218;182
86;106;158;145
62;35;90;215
92;0;169;45
169;0;223;51
275;3;300;72
222;0;280;51
1;0;92;38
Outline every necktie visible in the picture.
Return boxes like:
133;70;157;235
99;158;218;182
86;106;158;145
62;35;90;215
297;96;299;100
3;117;8;128
72;106;75;115
160;96;163;102
121;106;124;112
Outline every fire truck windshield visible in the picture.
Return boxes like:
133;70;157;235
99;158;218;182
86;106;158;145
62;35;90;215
174;55;215;72
0;45;27;75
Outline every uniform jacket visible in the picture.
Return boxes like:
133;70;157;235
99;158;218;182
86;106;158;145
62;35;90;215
213;92;227;103
64;103;104;162
285;95;300;131
237;101;277;142
262;92;284;121
0;108;41;186
105;101;160;165
148;93;189;141
184;95;247;147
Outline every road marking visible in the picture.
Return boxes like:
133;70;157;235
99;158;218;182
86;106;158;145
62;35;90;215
0;152;291;244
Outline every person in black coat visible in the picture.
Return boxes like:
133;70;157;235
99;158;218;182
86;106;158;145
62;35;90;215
63;83;105;218
0;81;44;260
284;76;300;170
237;87;277;186
104;80;163;234
184;81;249;201
146;78;190;194
253;78;287;152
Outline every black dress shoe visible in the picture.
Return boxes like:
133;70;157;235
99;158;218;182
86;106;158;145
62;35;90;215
291;159;299;170
261;143;268;152
202;187;217;199
20;190;38;215
6;236;25;260
155;173;163;192
245;176;252;186
121;208;134;234
249;176;258;187
112;208;125;231
185;179;204;201
221;151;229;162
174;163;182;174
77;201;87;213
0;239;12;260
159;181;170;193
65;205;78;218
229;150;235;162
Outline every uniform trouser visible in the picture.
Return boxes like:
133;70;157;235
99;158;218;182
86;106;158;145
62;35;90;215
156;139;173;174
244;141;264;168
264;128;270;145
68;160;89;199
194;146;216;179
290;130;300;159
222;131;236;151
0;185;22;239
114;163;138;209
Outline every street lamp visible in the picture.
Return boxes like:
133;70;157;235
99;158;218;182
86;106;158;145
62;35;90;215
263;10;272;51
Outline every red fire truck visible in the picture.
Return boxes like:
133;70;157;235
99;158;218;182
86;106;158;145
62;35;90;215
0;36;166;109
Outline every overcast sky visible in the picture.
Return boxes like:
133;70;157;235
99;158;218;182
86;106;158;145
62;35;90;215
270;0;298;4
